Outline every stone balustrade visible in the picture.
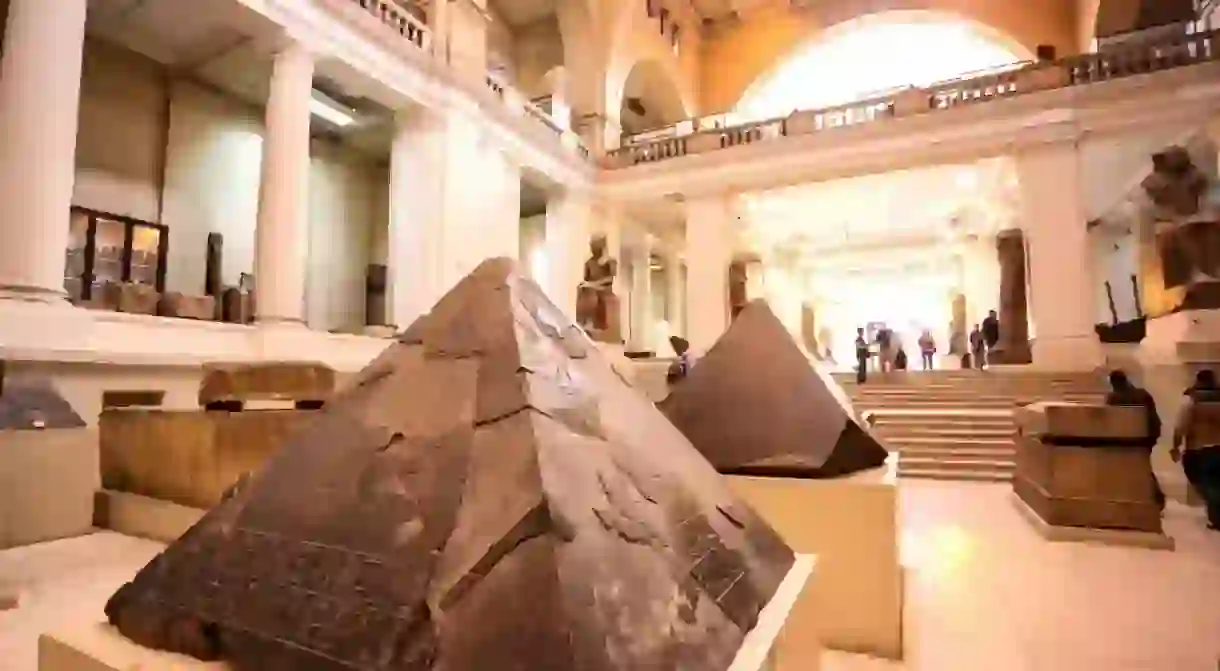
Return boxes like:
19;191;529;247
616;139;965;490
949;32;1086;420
485;74;592;160
606;29;1220;169
349;0;431;51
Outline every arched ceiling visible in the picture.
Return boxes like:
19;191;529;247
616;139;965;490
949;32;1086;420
619;59;690;133
698;0;1077;113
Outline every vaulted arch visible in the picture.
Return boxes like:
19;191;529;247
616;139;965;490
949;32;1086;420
700;0;1074;114
604;0;698;129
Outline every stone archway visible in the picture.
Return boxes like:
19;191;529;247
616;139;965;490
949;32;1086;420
701;2;1066;114
614;58;690;134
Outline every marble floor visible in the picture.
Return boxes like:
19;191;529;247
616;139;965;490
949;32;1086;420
2;481;1219;671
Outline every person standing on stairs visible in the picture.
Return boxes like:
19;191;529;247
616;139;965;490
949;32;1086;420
1173;370;1220;531
982;309;1000;361
855;327;870;384
969;324;986;370
1105;370;1165;512
918;329;936;370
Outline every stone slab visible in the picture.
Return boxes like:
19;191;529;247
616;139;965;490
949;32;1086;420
92;490;203;544
1011;493;1175;550
196;361;335;405
727;457;903;660
38;556;817;671
1015;402;1146;440
1;429;98;549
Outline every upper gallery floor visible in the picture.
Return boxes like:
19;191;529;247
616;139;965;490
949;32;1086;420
59;0;1219;196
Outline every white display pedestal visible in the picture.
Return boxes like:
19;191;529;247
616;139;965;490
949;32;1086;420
38;555;816;671
94;490;203;544
728;458;903;660
1;428;97;549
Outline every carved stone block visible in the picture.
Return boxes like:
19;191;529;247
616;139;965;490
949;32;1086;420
98;281;159;316
1014;403;1162;534
659;300;888;478
1015;401;1147;440
105;258;794;670
99;408;315;509
197;362;335;407
159;293;216;321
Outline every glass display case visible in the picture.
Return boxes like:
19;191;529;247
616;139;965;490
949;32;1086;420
63;207;167;302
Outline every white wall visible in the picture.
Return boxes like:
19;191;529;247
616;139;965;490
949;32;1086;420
519;214;547;283
160;80;263;294
76;42;387;330
74;39;165;222
1092;226;1140;323
306;141;385;332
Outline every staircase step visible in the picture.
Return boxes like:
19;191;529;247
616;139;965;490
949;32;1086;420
877;427;1014;439
894;446;1016;459
900;454;1014;468
897;467;1015;482
870;418;1015;431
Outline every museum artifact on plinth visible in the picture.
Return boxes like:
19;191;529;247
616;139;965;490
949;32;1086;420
97;361;335;539
990;228;1032;364
1013;402;1170;547
101;258;797;670
0;361;91;551
576;233;623;343
658;299;901;661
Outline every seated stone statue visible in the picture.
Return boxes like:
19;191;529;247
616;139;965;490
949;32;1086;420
1141;146;1220;301
575;233;622;342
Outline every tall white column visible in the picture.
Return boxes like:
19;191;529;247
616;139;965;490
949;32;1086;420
544;192;592;319
664;247;684;337
388;108;447;329
1017;141;1103;369
254;43;314;326
628;232;654;352
685;195;736;354
0;0;88;302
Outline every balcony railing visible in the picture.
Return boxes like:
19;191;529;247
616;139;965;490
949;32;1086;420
351;0;430;51
327;0;590;163
605;29;1220;169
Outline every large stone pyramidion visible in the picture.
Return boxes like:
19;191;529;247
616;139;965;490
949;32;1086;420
659;299;889;478
104;258;795;671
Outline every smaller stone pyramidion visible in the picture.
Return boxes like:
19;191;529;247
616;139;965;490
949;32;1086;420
104;258;795;671
659;299;888;478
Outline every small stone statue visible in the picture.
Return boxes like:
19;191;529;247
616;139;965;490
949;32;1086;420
1139;145;1220;306
576;234;622;342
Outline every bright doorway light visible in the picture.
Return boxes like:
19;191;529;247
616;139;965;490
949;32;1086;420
736;15;1025;121
310;91;356;127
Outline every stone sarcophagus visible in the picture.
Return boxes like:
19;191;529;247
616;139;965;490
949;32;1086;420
0;363;92;549
97;281;159;315
1014;402;1162;534
98;362;335;512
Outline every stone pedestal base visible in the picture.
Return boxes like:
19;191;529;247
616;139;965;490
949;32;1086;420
1012;493;1175;550
38;556;816;671
727;457;903;661
93;490;203;544
1;429;97;549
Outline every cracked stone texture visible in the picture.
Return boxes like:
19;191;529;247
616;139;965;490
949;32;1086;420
659;299;889;478
104;258;795;670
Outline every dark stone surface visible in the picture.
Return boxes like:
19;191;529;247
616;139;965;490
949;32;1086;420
993;229;1032;365
0;363;85;430
658;300;888;478
106;258;795;670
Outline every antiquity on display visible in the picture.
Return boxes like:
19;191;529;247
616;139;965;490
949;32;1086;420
575;233;623;343
659;299;889;477
1141;144;1220;310
105;258;795;670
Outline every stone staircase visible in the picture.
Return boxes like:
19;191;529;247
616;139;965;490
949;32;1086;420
833;370;1110;481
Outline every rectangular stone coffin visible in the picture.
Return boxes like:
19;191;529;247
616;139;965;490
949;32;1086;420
158;292;216;321
728;457;901;662
1014;402;1161;533
97;281;159;315
197;362;335;407
98;408;313;510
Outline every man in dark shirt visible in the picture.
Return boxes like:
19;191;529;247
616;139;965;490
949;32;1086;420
1105;370;1165;511
855;327;869;384
982;309;1000;352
